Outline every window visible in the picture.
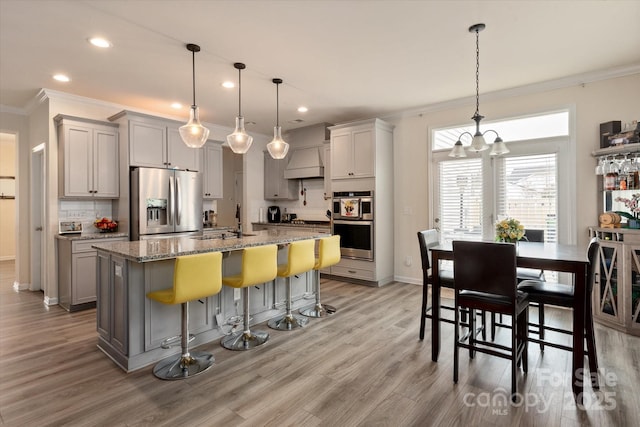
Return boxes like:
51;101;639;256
496;154;558;243
431;110;574;245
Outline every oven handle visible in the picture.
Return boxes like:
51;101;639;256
333;220;373;226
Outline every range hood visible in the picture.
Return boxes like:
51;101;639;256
284;146;324;179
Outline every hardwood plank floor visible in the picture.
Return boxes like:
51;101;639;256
1;259;639;426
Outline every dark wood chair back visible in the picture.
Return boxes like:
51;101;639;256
524;229;544;242
417;229;439;272
586;237;599;294
453;241;518;302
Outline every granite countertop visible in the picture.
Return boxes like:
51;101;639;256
92;229;328;263
252;221;330;228
56;232;129;241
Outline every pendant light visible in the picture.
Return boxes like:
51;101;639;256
266;78;289;159
449;24;508;158
226;62;253;154
179;43;210;148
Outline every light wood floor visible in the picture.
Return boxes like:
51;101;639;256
1;260;639;427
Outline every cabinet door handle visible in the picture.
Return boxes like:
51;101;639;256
348;270;357;274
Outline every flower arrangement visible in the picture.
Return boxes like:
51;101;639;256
495;217;525;243
615;193;640;220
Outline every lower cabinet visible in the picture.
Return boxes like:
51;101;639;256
58;236;127;312
591;228;640;336
95;248;319;371
97;252;128;355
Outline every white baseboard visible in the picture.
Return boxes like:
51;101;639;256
13;281;30;291
393;275;421;285
44;296;58;306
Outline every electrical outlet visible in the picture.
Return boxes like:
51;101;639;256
405;255;412;267
215;313;224;326
233;288;241;300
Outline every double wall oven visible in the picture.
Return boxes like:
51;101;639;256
332;191;374;260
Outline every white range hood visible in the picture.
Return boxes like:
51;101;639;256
284;146;324;179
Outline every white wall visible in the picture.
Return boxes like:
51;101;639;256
390;73;640;284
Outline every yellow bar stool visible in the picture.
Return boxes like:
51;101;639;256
221;245;278;351
146;252;223;380
300;235;340;317
268;239;316;331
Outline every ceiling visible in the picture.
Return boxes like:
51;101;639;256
1;0;639;135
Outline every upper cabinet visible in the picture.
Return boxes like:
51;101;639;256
110;111;200;171
331;126;375;179
201;141;223;199
330;118;394;181
55;115;119;199
264;151;298;200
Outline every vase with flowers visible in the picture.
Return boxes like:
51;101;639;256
615;193;640;228
495;217;525;243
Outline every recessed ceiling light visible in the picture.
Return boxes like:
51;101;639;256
245;121;256;125
171;102;183;109
53;74;70;82
88;37;112;48
297;106;308;113
222;81;235;89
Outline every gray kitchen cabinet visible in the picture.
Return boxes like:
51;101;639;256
58;236;128;311
110;111;200;171
55;115;119;198
323;145;332;199
330;126;375;179
201;141;223;199
96;253;128;355
264;151;298;200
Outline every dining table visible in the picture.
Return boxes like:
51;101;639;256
428;240;590;403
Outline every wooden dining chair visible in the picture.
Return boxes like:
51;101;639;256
417;230;485;341
518;237;600;389
492;229;546;339
453;240;529;402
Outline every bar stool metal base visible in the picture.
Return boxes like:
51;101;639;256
300;303;337;318
268;313;308;330
152;350;214;380
221;330;269;351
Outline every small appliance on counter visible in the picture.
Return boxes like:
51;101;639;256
268;206;281;223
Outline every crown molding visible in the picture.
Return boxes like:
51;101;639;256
21;88;270;139
387;63;640;120
0;104;28;116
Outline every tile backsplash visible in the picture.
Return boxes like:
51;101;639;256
58;200;113;234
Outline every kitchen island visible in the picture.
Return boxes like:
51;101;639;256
92;229;329;372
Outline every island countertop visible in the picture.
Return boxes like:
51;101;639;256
91;229;329;263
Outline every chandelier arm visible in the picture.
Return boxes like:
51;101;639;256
482;129;501;141
457;131;474;143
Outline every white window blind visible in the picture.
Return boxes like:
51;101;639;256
496;153;558;243
439;158;484;242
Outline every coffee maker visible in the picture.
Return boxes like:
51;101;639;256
267;206;281;223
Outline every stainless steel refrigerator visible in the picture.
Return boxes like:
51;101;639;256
130;167;203;240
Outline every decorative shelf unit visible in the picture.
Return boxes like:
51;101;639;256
589;227;640;336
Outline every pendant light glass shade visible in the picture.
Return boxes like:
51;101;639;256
448;24;508;158
180;105;210;148
267;78;289;159
267;126;289;159
180;44;209;148
469;132;488;152
227;63;253;154
448;140;467;158
227;116;253;153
